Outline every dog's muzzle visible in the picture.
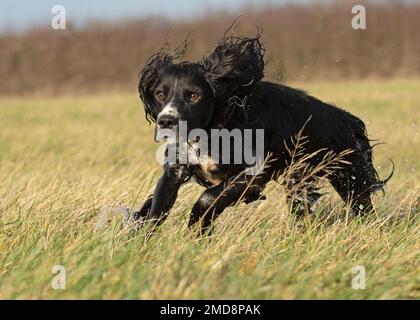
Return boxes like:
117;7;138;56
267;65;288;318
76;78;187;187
157;114;178;129
155;114;179;143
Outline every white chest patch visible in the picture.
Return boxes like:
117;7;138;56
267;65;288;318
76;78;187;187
187;142;222;185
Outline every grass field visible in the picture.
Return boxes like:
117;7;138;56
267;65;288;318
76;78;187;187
0;79;418;299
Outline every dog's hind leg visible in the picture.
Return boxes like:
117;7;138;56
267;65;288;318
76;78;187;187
329;126;394;216
329;170;374;216
328;152;378;216
329;138;395;216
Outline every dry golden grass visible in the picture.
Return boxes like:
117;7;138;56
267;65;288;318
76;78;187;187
0;79;418;299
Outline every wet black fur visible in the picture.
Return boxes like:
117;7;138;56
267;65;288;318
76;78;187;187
135;33;393;235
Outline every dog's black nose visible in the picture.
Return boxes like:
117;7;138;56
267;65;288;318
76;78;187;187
157;115;177;129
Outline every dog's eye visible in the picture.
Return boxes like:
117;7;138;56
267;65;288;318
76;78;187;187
189;93;200;102
155;92;166;103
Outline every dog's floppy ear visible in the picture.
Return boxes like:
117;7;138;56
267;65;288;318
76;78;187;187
200;34;265;127
138;48;174;123
200;34;265;102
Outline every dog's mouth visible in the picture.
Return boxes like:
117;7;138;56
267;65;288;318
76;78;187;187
154;124;179;143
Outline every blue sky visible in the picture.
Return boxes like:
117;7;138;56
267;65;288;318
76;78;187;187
0;0;313;32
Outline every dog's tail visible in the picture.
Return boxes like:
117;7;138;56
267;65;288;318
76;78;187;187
369;157;394;195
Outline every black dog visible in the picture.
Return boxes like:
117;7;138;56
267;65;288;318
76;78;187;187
133;34;392;235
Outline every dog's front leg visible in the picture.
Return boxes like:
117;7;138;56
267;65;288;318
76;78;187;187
188;171;271;236
133;163;191;228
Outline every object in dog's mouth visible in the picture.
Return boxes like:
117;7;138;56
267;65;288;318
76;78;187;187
154;125;178;143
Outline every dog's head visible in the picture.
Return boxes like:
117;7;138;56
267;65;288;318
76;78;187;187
138;34;265;137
